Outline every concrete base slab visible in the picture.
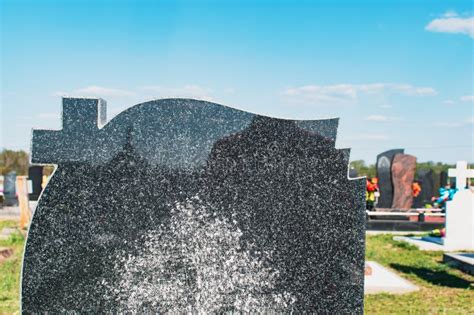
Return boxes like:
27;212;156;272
443;252;474;275
367;220;443;232
0;206;21;218
364;261;419;294
366;231;426;235
0;201;37;220
393;236;445;251
421;236;444;245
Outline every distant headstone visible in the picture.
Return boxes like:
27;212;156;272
440;171;448;188
444;190;473;250
22;98;366;313
349;167;358;178
0;176;3;203
28;166;43;201
413;169;435;208
3;171;17;206
376;149;404;208
391;154;417;209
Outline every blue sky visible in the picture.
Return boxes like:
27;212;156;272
1;0;473;164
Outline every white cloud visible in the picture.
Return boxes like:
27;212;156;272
433;122;463;128
460;95;474;102
388;84;436;96
73;86;135;97
444;99;455;105
139;85;214;101
425;12;474;38
283;84;357;104
443;11;458;18
380;104;392;109
365;115;389;121
52;91;68;97
434;118;474;128
282;83;436;104
365;115;402;122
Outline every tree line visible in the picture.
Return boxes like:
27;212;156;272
0;149;469;179
0;149;29;175
349;159;462;178
0;149;54;176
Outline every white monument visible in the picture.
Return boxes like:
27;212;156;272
444;161;474;251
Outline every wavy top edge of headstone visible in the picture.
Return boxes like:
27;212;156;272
38;97;341;127
31;97;342;166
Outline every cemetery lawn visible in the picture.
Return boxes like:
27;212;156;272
365;234;474;314
0;225;473;314
0;220;24;314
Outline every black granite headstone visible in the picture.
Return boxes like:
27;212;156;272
376;149;404;208
22;98;365;313
3;171;17;206
28;166;43;201
440;171;448;188
413;169;435;208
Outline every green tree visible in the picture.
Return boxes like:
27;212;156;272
0;149;29;175
349;160;375;178
416;161;455;174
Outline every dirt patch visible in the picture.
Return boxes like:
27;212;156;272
0;247;14;262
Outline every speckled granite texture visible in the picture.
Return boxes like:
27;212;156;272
22;98;365;313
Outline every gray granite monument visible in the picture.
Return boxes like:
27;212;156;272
376;149;404;208
3;171;17;206
22;98;365;313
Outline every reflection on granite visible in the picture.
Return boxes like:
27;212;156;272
22;98;365;313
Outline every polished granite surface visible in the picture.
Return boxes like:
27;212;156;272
22;98;365;313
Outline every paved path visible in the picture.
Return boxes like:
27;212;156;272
0;206;21;220
0;201;37;220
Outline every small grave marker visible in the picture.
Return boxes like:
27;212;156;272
448;161;474;189
444;161;474;251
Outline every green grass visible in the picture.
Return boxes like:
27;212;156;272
0;221;19;233
0;221;472;314
0;220;24;314
365;234;474;314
